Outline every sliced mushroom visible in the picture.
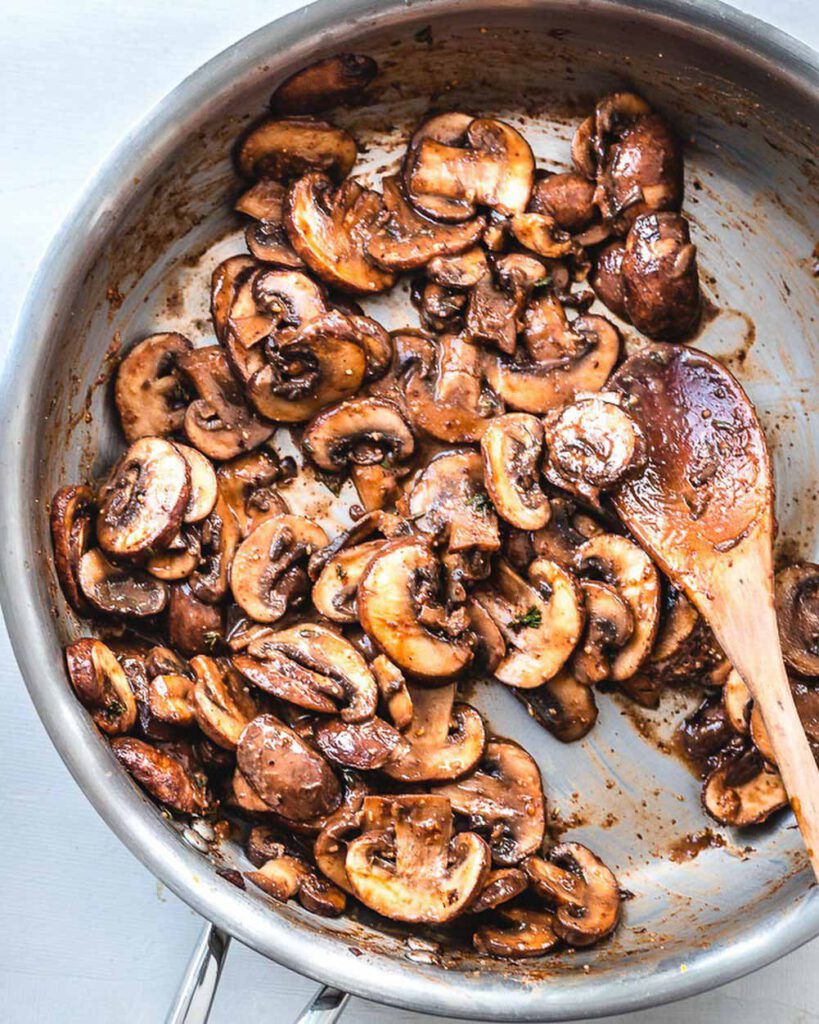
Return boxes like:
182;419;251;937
473;560;583;688
286;173;395;294
481;414;549;530
572;580;634;685
96;437;190;559
146;526;201;581
50;484;94;610
467;598;507;673
111;737;210;814
271;54;377;115
529;171;596;232
312;540;385;623
518;669;598;742
525;842;620;946
211;256;259;343
306;508;407;579
358;539;474;681
511;212;573;259
703;750;787;826
191;655;257;749
237;713;342;820
235;644;342;716
226;267;327;362
315;716;409;770
171;444;218;524
648;587;727;686
216;450;288;537
236;117;357;181
576;534;660;681
231;514;327;623
427;247;489;289
189;489;241;604
473;906;559;958
235;180;305;266
115;333;192;442
304;397;414;472
178;346;274;461
722;669;752;735
345;794;490;924
383;683;486;783
144;672;195;728
681;696;736;763
65;638;137;735
409;118;534;217
590;241;628;321
371;654;413;731
167;581;224;656
775;563;819;677
403;112;476;222
350;463;405;514
531;496;604;570
247;847;347;917
468;867;529;914
78;549;168;617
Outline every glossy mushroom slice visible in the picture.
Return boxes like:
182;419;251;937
517;669;599;742
409;117;535;217
383;683;486;783
572;580;634;685
403;112;476;222
465;255;547;355
529;497;604;571
510;212;573;259
303;397;414;472
143;672;196;729
111;737;210;815
525;842;621;947
50;484;94;610
367;176;485;272
114;333;192;442
468;867;529;914
591;241;628;321
315;716;409;771
237;713;342;821
78;549;168;617
235;180;305;267
145;526;201;582
371;654;413;731
427;247;490;289
432;739;545;865
621;212;700;340
312;540;386;623
178;346;274;461
529;171;597;232
473;560;583;689
775;563;819;678
481;414;550;531
358;538;474;682
723;668;752;735
473;907;559;959
96;437;190;559
576;534;660;682
65;638;137;735
271;53;377;115
173;444;218;524
190;655;257;750
236;117;357;181
345;794;490;924
210;256;258;342
647;587;727;687
703;749;787;826
168;582;224;657
286;173;396;294
246;846;346;918
230;514;328;623
189;489;241;604
216;450;289;538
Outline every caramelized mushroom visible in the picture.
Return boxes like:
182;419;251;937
78;549;168;617
312;540;385;623
248;847;347;917
473;906;559;958
468;867;529;914
270;54;377;115
775;563;819;677
216;450;288;537
427;247;489;289
191;656;257;749
481;414;549;530
511;212;573;259
517;669;599;742
529;171;596;232
572;580;634;685
236;118;357;181
115;333;192;442
304;397;414;471
50;484;94;610
112;737;210;814
723;668;752;735
403;112;476;222
189;490;240;604
167;582;224;656
530;496;603;570
144;672;195;728
703;750;787;826
146;526;201;581
315;716;409;770
372;654;414;731
235;180;305;267
65;638;137;735
590;241;628;320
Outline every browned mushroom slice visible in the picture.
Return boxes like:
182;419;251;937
481;414;549;531
703;750;787;826
142;671;195;728
468;867;529;914
775;563;819;677
111;737;210;814
473;906;559;958
234;645;342;716
210;256;259;343
520;291;581;365
433;739;545;865
78;549;168;617
621;212;700;340
146;526;201;581
345;794;490;924
190;655;257;749
529;171;597;232
350;463;405;514
286;173;395;294
65;638;137;735
170;444;218;524
168;582;224;656
236;117;357;181
315;716;409;771
518;669;599;742
525;842;620;947
50;484;94;610
367;175;484;272
383;683;485;783
314;805;365;894
572;580;634;685
403;112;476;222
227;267;328;362
409;118;535;217
571;116;596;180
647;587;727;686
723;668;752;735
231;514;327;623
511;212;573;259
358;539;474;681
247;847;347;917
237;713;342;820
530;497;603;570
473;560;583;689
465;274;520;355
115;333;192;442
467;599;507;673
215;450;287;538
371;654;413;730
576;534;660;681
312;540;385;623
271;54;377;114
96;437;190;559
178;346;274;461
306;508;408;580
304;397;414;472
591;241;628;320
189;489;241;604
427;247;489;289
483;314;620;414
413;280;465;333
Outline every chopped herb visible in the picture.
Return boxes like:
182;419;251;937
414;24;433;44
509;605;543;633
713;419;734;430
104;699;126;720
335;563;348;583
203;630;220;652
467;492;493;514
532;275;553;292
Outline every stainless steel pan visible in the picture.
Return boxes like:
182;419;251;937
2;1;818;1020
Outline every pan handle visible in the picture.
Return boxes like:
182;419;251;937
166;922;350;1024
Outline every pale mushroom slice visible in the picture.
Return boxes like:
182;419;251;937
403;112;476;222
174;444;218;524
525;842;621;947
230;513;328;623
358;538;474;682
96;437;190;559
111;737;211;815
576;534;660;682
481;414;550;531
271;53;378;115
775;563;819;677
371;654;413;731
237;713;342;821
247;846;347;918
65;638;137;735
517;669;599;743
50;484;94;611
78;549;169;618
572;580;634;685
235;180;305;267
723;668;752;735
409;117;535;217
236;117;357;181
345;794;491;924
114;333;192;442
367;175;485;272
315;716;409;771
303;397;414;472
383;683;486;783
190;655;257;750
703;750;787;827
473;560;584;689
286;173;396;294
312;540;386;623
473;907;560;959
432;739;545;866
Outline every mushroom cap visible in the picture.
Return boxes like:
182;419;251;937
303;396;414;472
191;656;257;750
591;241;628;321
703;750;787;827
517;668;599;743
473;906;560;958
482;414;550;531
775;563;819;677
112;737;210;815
167;582;224;657
270;54;377;115
78;548;169;618
529;171;597;232
115;333;192;443
314;716;409;771
236;117;357;181
65;638;137;735
50;484;94;611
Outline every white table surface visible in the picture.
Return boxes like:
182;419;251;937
1;1;817;1021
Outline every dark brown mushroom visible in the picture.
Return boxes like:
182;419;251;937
303;397;414;472
78;549;168;617
590;241;628;320
403;112;476;222
481;414;550;531
703;749;787;826
529;171;596;232
167;582;224;657
775;563;819;677
111;737;210;814
467;598;508;673
235;180;305;267
191;656;257;750
315;716;409;770
143;672;195;728
50;484;94;611
65;638;137;735
350;463;406;514
572;580;634;685
680;697;736;763
530;496;603;570
270;54;377;114
517;669;599;742
468;868;529;914
247;847;347;917
114;333;192;442
146;526;201;582
236;117;357;181
473;906;559;958
426;247;489;289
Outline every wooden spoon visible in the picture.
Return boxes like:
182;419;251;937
610;343;819;879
